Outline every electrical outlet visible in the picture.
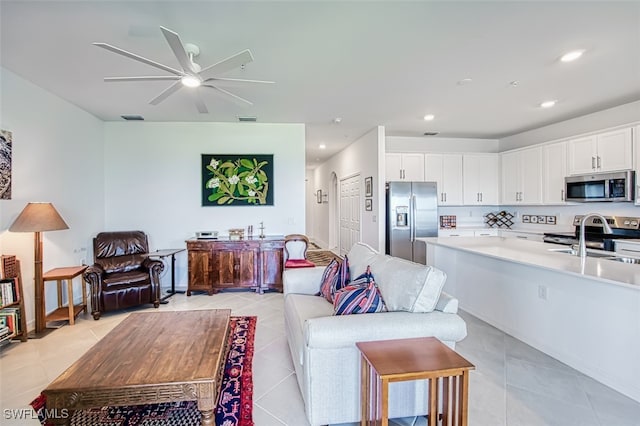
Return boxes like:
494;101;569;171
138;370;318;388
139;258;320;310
538;285;548;300
546;216;556;225
80;257;86;266
522;215;530;223
537;215;547;224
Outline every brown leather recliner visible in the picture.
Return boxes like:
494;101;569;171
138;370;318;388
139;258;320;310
83;231;164;320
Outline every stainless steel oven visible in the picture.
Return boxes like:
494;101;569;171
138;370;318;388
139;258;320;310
565;170;634;202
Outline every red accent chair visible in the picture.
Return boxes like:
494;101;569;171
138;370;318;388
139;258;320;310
284;234;316;269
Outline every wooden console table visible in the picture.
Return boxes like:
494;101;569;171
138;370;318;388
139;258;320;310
187;236;284;295
357;337;475;426
43;265;88;326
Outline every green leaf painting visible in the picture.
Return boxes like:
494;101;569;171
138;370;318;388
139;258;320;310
202;154;274;206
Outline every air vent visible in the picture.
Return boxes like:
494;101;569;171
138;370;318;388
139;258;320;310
121;115;144;121
423;131;439;136
238;116;257;122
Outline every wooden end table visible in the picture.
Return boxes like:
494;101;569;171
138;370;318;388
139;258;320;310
43;266;88;326
44;309;231;425
356;337;475;426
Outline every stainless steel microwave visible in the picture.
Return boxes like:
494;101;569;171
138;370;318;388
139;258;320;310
565;170;635;202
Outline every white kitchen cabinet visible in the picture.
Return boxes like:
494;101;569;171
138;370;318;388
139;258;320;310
499;230;544;242
634;126;640;206
425;153;463;205
542;141;568;204
463;154;499;205
438;228;498;237
500;146;543;205
474;229;499;237
385;153;424;181
567;127;632;175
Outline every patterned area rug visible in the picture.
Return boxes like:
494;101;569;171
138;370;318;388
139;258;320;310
31;316;256;426
306;250;342;266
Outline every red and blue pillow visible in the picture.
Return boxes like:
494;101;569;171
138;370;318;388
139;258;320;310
319;255;351;303
333;265;386;315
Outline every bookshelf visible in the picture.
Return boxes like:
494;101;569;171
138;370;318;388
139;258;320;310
0;255;28;343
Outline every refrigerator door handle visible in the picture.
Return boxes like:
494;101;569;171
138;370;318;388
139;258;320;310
411;194;417;242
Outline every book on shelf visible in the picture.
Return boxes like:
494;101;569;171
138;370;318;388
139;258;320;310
0;306;22;337
0;278;18;307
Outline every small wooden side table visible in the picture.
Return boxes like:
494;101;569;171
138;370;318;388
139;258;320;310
43;266;88;326
356;337;475;426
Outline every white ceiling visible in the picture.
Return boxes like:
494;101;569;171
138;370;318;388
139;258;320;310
1;1;639;168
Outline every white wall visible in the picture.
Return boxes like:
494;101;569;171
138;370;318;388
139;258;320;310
311;126;384;251
500;100;640;151
103;122;306;288
0;68;105;328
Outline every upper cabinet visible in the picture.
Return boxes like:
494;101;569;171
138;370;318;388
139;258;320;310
500;146;543;205
634;126;640;206
463;154;499;205
542;141;568;204
424;153;463;205
385;153;424;182
567;127;632;175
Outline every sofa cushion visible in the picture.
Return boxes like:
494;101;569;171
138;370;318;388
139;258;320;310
333;266;386;315
333;255;351;294
284;293;335;366
346;242;379;277
319;258;340;302
370;255;446;313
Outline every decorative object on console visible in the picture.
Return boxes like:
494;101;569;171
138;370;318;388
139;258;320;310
484;211;514;228
202;154;273;206
9;202;69;337
0;129;12;200
229;228;245;240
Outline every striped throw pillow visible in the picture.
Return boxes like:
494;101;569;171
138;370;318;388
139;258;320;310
319;258;340;302
333;266;386;315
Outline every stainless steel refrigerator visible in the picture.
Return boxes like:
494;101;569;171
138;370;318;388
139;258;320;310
385;181;438;264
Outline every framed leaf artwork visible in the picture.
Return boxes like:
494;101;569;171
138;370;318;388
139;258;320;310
202;154;274;206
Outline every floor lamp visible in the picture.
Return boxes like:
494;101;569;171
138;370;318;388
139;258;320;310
9;202;69;337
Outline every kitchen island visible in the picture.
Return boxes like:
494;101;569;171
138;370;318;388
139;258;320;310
420;236;640;403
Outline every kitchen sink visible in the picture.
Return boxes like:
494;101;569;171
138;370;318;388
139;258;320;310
546;248;613;258
607;257;640;264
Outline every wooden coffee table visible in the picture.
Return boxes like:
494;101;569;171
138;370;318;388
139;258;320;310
44;309;231;425
357;337;475;426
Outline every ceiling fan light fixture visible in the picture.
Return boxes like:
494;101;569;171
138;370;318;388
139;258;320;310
181;75;201;88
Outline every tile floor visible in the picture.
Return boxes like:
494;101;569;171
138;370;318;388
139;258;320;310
1;291;639;425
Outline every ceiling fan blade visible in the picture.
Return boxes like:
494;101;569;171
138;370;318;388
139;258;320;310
203;77;275;84
104;76;181;82
193;92;209;114
199;49;254;77
160;26;196;74
93;42;183;76
149;81;183;105
203;84;253;105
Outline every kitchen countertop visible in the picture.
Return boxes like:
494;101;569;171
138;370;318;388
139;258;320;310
419;236;640;290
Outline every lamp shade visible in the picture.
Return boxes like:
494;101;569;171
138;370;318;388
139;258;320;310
9;202;69;232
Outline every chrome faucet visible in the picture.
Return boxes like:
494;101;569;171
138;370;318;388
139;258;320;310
577;213;612;259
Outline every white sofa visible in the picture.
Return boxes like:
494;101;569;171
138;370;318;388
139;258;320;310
283;242;467;426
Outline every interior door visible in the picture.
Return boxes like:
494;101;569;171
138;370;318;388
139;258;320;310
340;175;361;255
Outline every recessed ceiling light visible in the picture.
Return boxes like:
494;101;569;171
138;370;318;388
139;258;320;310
457;78;473;86
181;75;201;87
540;100;557;108
423;114;435;121
319;144;326;149
560;49;585;63
509;80;520;87
333;117;342;124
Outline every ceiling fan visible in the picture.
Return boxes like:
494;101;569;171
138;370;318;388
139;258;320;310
93;26;274;113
